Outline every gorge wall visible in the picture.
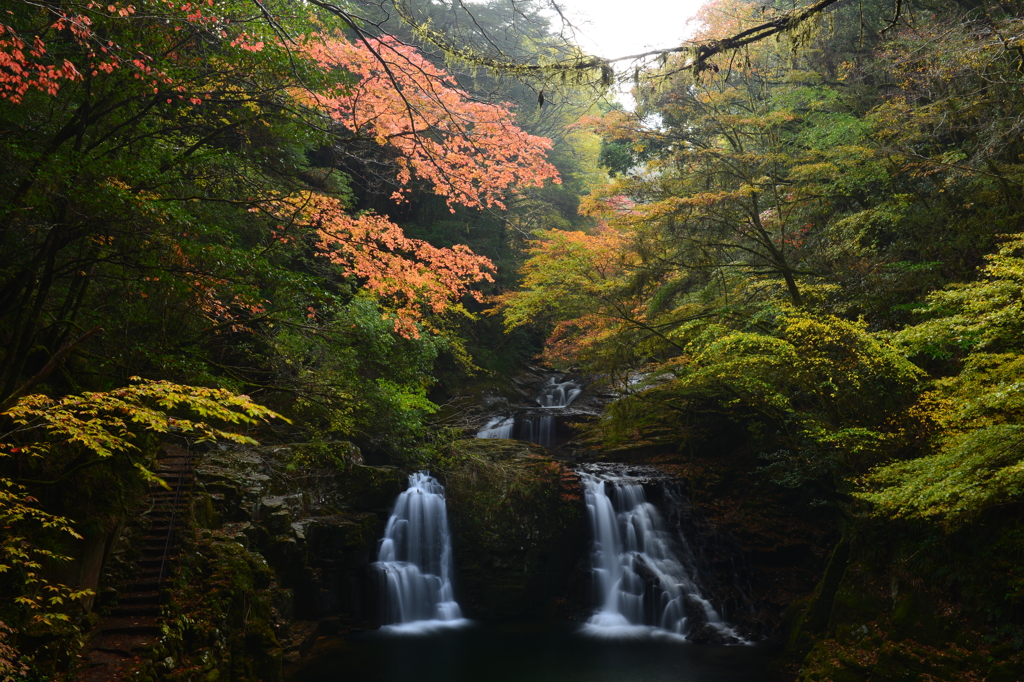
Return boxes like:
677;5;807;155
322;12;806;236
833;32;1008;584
89;430;857;681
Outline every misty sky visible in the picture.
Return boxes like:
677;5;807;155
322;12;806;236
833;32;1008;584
555;0;707;61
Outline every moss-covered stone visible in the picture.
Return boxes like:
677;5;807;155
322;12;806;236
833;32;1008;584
790;546;1024;682
288;441;364;468
332;465;407;511
439;439;586;619
160;538;284;682
828;563;889;637
780;539;851;672
145;443;413;681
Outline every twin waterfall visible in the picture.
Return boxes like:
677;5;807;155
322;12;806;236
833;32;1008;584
581;469;745;643
375;397;745;642
371;473;465;631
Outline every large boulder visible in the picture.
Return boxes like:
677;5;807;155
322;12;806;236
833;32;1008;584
439;439;587;619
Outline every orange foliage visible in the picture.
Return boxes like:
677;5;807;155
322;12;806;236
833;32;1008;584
543;314;617;366
273;193;495;337
0;0;246;104
2;9;545;337
299;34;560;211
0;21;83;103
501;226;635;364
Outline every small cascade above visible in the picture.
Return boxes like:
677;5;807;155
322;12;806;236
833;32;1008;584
476;416;514;440
371;472;467;632
536;376;582;409
580;466;746;644
475;374;586;448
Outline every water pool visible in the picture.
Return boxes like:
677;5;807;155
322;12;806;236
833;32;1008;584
291;620;784;682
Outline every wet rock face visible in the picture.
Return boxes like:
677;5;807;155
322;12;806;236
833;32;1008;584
439;439;588;619
193;440;589;631
188;443;408;665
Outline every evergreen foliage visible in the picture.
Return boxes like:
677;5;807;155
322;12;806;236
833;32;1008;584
5;0;1024;675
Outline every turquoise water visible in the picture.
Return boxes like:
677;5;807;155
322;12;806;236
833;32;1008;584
292;621;782;682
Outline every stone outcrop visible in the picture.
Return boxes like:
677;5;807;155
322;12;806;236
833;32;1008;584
439;439;589;619
143;442;406;681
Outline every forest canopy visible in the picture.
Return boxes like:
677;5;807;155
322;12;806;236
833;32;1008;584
4;0;1024;676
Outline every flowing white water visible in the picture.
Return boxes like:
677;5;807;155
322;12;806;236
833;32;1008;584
372;472;467;633
516;416;555;448
581;471;746;643
476;417;514;439
537;377;582;409
475;376;582;447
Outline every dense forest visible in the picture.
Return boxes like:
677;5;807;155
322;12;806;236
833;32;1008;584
2;0;1024;679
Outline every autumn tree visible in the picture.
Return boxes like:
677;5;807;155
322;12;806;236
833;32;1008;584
499;0;966;483
0;0;564;453
0;1;570;671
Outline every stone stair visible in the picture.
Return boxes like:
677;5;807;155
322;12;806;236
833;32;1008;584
71;444;193;681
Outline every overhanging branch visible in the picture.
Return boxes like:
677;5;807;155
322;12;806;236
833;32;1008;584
385;0;849;81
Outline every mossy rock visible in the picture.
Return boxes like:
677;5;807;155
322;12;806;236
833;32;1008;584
798;638;875;682
333;465;407;511
868;645;924;682
246;622;283;682
828;562;888;635
783;540;851;671
439;439;586;619
302;513;380;554
889;588;947;646
288;441;364;468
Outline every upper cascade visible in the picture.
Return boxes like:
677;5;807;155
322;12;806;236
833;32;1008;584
536;376;582;408
371;472;466;631
476;374;583;448
580;467;746;643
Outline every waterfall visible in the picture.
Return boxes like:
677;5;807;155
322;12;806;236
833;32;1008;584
516;416;554;448
537;376;582;409
372;472;467;632
581;469;746;643
475;376;582;447
527;377;580;447
476;416;514;439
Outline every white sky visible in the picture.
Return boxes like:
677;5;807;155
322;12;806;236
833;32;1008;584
550;0;709;106
554;0;708;64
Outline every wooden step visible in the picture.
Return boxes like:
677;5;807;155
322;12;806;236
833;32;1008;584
108;604;161;618
117;591;161;606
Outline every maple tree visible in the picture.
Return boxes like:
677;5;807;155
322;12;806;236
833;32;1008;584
501;225;630;365
265;192;496;337
0;0;562;405
299;32;560;211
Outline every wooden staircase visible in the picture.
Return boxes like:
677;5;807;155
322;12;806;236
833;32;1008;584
71;444;193;681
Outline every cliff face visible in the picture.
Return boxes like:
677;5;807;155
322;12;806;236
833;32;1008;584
133;439;591;681
439;439;589;620
143;443;407;682
195;445;407;622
